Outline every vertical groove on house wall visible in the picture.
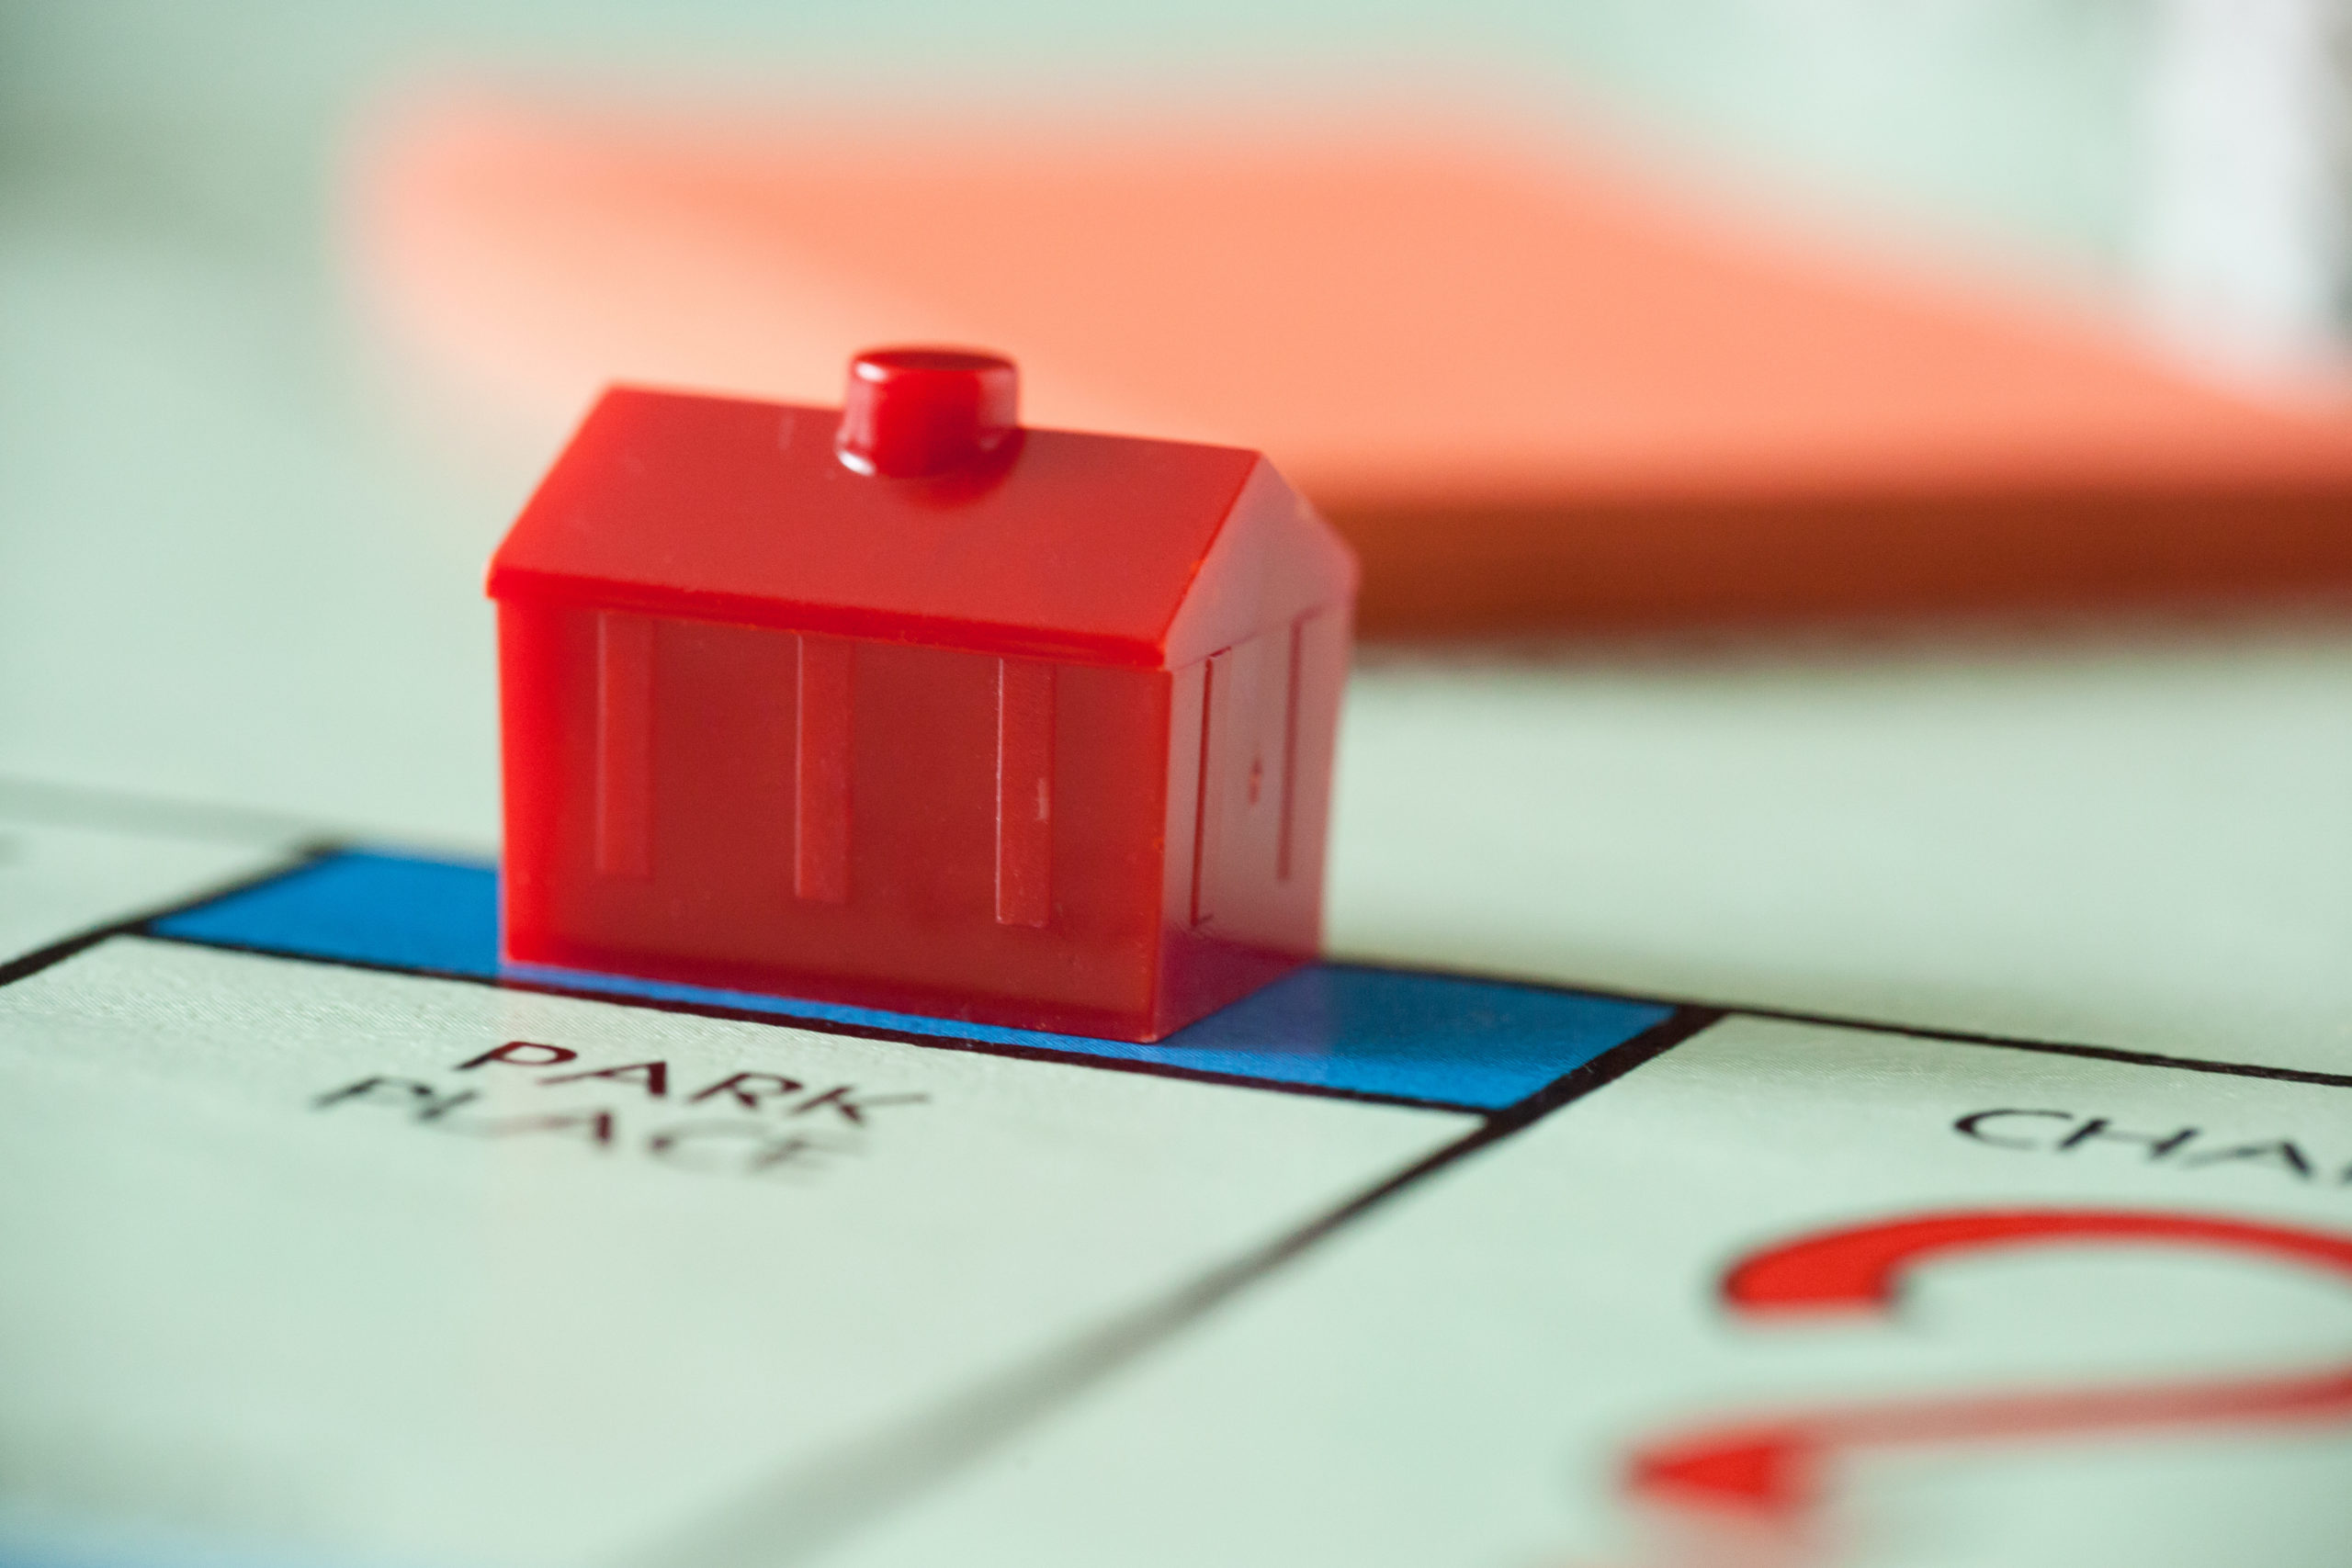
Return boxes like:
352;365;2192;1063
994;659;1054;928
594;611;653;879
1190;649;1229;929
795;634;853;903
1276;615;1306;883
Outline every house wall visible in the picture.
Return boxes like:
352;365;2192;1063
1156;607;1350;1032
497;601;1174;1027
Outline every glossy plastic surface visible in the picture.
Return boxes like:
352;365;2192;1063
489;386;1315;666
490;352;1357;1042
835;346;1019;478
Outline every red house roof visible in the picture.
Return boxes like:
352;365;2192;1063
488;384;1354;668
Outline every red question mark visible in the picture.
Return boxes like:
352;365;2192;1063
1626;1209;2352;1545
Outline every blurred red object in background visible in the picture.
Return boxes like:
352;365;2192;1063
358;94;2352;637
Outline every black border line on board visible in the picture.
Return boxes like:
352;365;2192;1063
1315;956;2352;1093
16;829;2352;1111
1838;1032;2352;1091
624;1003;1728;1568
127;927;1506;1117
125;847;2352;1100
9;774;2347;1092
0;840;338;992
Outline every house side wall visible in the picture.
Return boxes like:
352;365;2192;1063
1187;610;1346;950
1154;607;1347;1033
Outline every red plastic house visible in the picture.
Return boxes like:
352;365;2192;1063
488;348;1355;1042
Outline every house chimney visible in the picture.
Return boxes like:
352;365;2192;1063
836;346;1020;478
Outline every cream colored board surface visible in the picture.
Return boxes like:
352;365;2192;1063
1329;643;2352;1076
0;936;1472;1568
829;1013;2352;1568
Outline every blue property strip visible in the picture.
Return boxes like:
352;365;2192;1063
148;850;1677;1111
